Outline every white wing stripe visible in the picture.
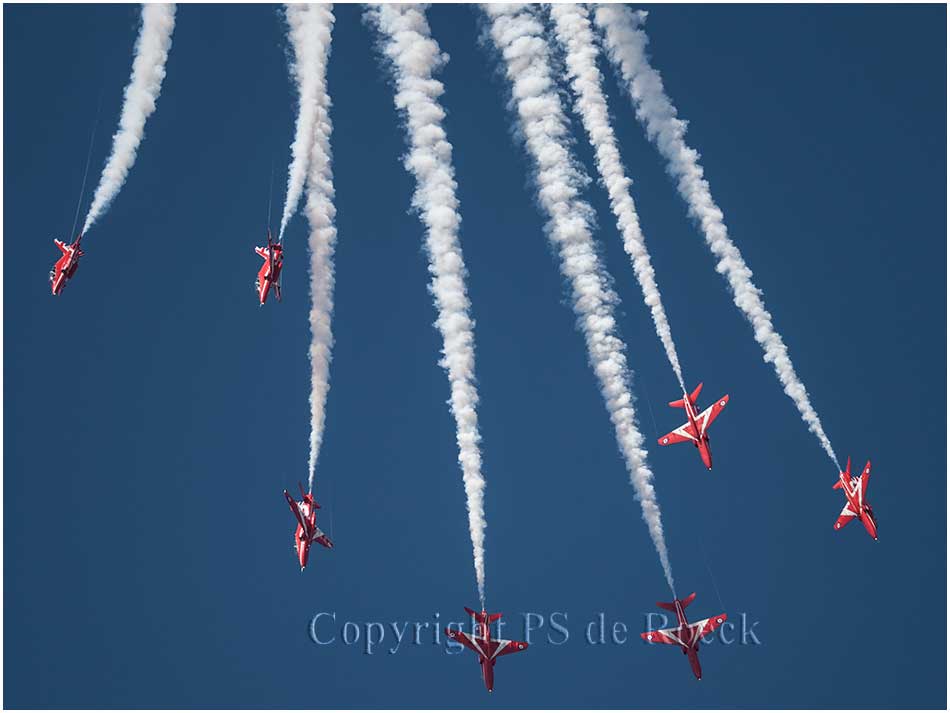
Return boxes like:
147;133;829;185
489;639;512;661
458;632;488;659
690;618;710;646
653;628;687;647
672;424;698;442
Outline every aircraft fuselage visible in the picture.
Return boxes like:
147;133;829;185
682;396;713;470
838;469;878;540
672;600;704;680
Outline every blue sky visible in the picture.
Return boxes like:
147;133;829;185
4;4;946;709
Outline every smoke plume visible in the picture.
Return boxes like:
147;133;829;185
593;5;839;468
279;4;334;242
282;4;338;493
83;4;176;235
485;4;675;594
369;4;489;606
550;4;686;395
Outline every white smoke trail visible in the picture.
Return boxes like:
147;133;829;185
369;4;488;607
279;4;332;242
593;5;839;469
485;4;674;594
284;4;338;493
550;4;685;395
82;4;176;235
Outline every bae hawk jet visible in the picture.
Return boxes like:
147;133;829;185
255;230;283;305
641;593;727;680
445;607;528;692
283;483;333;571
657;382;729;470
833;457;878;540
49;234;84;295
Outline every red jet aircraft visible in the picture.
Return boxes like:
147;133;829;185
283;483;333;571
49;234;84;295
641;593;727;680
657;383;729;470
445;607;529;693
255;230;283;305
833;457;878;540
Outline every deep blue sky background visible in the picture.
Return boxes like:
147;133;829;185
4;4;946;709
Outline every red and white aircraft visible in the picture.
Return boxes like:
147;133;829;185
283;483;333;571
833;457;878;540
657;383;729;470
49;234;84;295
641;593;727;680
255;230;283;305
445;607;529;693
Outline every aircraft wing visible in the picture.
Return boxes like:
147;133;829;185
860;461;871;499
834;504;858;531
689;614;727;644
492;639;529;658
313;527;333;549
642;627;687;646
445;629;487;658
696;395;729;436
255;247;268;259
284;491;308;532
658;422;698;446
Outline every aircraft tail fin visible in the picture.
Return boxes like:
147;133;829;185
463;607;502;624
300;482;321;508
657;592;696;612
669;383;703;408
689;383;703;404
836;456;852;485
